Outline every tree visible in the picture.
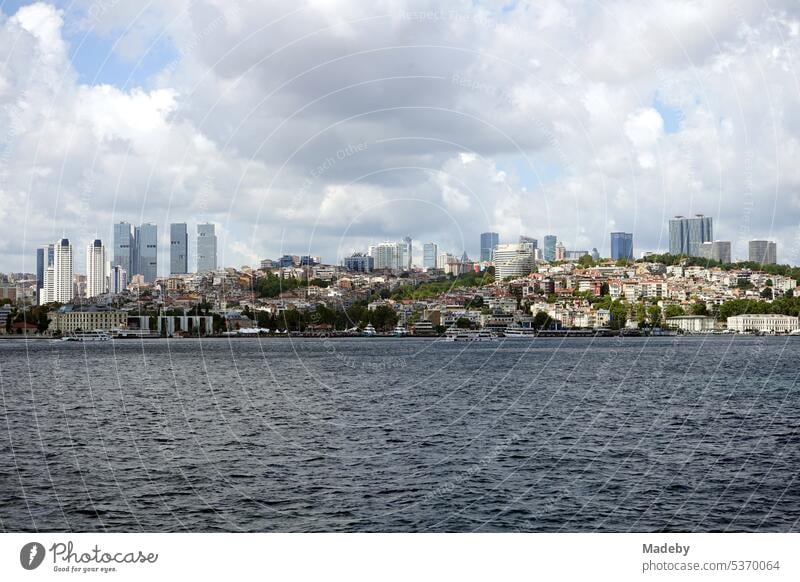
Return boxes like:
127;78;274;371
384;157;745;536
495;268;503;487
648;305;662;328
690;302;708;316
455;317;472;329
761;287;774;300
609;300;628;330
578;254;595;268
370;305;398;331
533;311;551;330
600;282;610;296
664;304;684;319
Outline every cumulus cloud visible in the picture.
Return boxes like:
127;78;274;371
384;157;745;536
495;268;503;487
1;0;800;271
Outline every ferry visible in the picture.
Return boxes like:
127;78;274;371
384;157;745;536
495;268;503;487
442;329;497;342
502;326;538;339
61;330;112;342
362;324;377;336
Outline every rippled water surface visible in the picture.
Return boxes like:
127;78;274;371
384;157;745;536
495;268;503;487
1;336;799;532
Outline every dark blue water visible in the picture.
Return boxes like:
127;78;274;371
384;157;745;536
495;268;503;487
1;336;798;532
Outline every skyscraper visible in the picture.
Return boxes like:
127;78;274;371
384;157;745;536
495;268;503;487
403;236;413;270
53;238;73;303
543;235;557;262
110;265;128;294
170;223;188;274
113;222;133;276
698;240;731;264
370;242;404;271
749;240;777;265
610;232;633;261
85;239;106;298
423;242;438;269
669;215;713;256
196;223;218;273
480;232;499;262
134;223;158;282
36;243;54;303
493;243;535;279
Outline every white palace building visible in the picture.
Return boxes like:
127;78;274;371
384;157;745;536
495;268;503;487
726;314;800;334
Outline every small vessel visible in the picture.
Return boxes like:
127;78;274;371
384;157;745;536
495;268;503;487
362;324;377;336
392;324;408;337
442;329;496;342
61;330;111;342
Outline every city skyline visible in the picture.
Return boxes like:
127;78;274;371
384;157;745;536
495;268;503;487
1;2;798;274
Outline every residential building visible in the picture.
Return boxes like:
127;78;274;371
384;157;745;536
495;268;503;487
669;214;713;256
727;314;799;333
610;232;633;261
344;253;374;272
493;242;535;279
170;223;188;274
749;240;777;265
113;222;133;275
423;243;438;269
85;239;106;298
197;223;218;273
53;238;73;303
370;242;404;272
480;232;499;262
543;235;557;261
555;241;566;261
134;223;158;282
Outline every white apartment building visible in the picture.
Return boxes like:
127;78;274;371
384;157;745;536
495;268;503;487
727;314;799;333
85;239;106;298
493;243;535;279
53;238;73;303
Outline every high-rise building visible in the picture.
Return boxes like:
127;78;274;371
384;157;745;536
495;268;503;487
669;215;713;256
110;265;128;294
170;223;188;274
113;222;133;276
698;240;731;264
134;223;158;282
423;242;438;269
543;235;557;261
370;242;404;272
519;235;538;250
196;223;218;273
591;248;600;262
41;265;54;305
85;239;106;298
555;241;566;261
344;253;374;272
493;242;535;279
402;236;413;270
749;240;777;265
36;243;54;303
610;232;634;261
53;238;73;303
480;232;499;262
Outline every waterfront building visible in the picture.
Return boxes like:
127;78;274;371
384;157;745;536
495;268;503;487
113;222;133;275
610;232;633;261
48;305;127;333
493;242;535;279
197;223;218;273
727;313;799;334
423;243;438;269
480;232;499;262
543;235;557;261
665;315;716;333
134;223;158;282
53;238;73;303
85;239;106;298
748;240;777;265
669;215;713;256
344;253;374;272
698;240;731;264
170;223;188;274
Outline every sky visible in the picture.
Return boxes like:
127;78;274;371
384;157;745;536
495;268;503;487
1;0;800;274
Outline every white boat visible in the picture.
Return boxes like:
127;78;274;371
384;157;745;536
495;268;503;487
362;324;377;336
392;324;408;336
61;330;111;342
442;329;496;342
503;326;538;339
